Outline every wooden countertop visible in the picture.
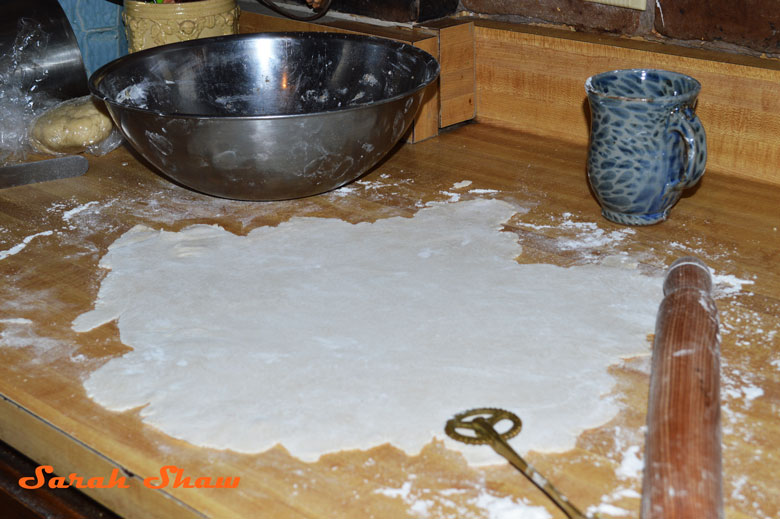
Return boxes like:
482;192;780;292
0;123;778;518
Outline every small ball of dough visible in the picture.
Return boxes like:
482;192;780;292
30;97;114;154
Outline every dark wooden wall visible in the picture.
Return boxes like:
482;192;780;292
459;0;780;57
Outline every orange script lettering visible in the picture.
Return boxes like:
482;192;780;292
144;465;239;489
19;466;129;489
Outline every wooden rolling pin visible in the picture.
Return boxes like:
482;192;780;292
641;257;723;519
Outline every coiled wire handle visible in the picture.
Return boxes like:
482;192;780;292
446;408;594;519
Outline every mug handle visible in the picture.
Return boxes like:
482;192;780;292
669;107;707;189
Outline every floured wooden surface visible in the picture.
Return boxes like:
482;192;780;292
0;125;778;518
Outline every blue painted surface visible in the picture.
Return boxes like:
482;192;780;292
58;0;127;75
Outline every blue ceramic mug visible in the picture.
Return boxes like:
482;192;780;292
585;69;707;225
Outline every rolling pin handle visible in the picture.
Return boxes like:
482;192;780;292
663;256;712;295
641;256;723;519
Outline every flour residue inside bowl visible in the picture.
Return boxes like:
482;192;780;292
115;82;150;109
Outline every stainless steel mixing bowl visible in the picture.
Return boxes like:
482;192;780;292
89;32;439;200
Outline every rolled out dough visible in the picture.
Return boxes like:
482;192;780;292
73;199;661;464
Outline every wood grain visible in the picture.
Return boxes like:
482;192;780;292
0;438;120;519
473;21;780;186
0;123;778;518
411;36;442;142
438;22;476;127
642;258;723;519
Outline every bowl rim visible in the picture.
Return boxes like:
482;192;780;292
88;31;441;120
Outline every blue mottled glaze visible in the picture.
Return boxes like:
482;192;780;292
585;69;707;225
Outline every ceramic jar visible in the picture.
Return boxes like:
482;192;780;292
123;0;239;53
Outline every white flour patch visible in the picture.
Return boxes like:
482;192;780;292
375;481;413;500
554;213;636;251
615;445;643;480
0;230;55;261
721;368;765;415
712;273;755;297
611;488;641;499
328;177;416;204
63;201;100;221
587;502;631;517
593;482;642;519
0;318;33;325
730;475;749;502
433;191;461;203
355;179;388;191
513;212;636;260
741;385;764;401
453;180;472;190
473;491;552;519
72;199;661;464
374;482;552;519
0;319;66;354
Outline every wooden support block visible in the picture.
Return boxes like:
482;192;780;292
410;36;441;142
438;22;476;128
